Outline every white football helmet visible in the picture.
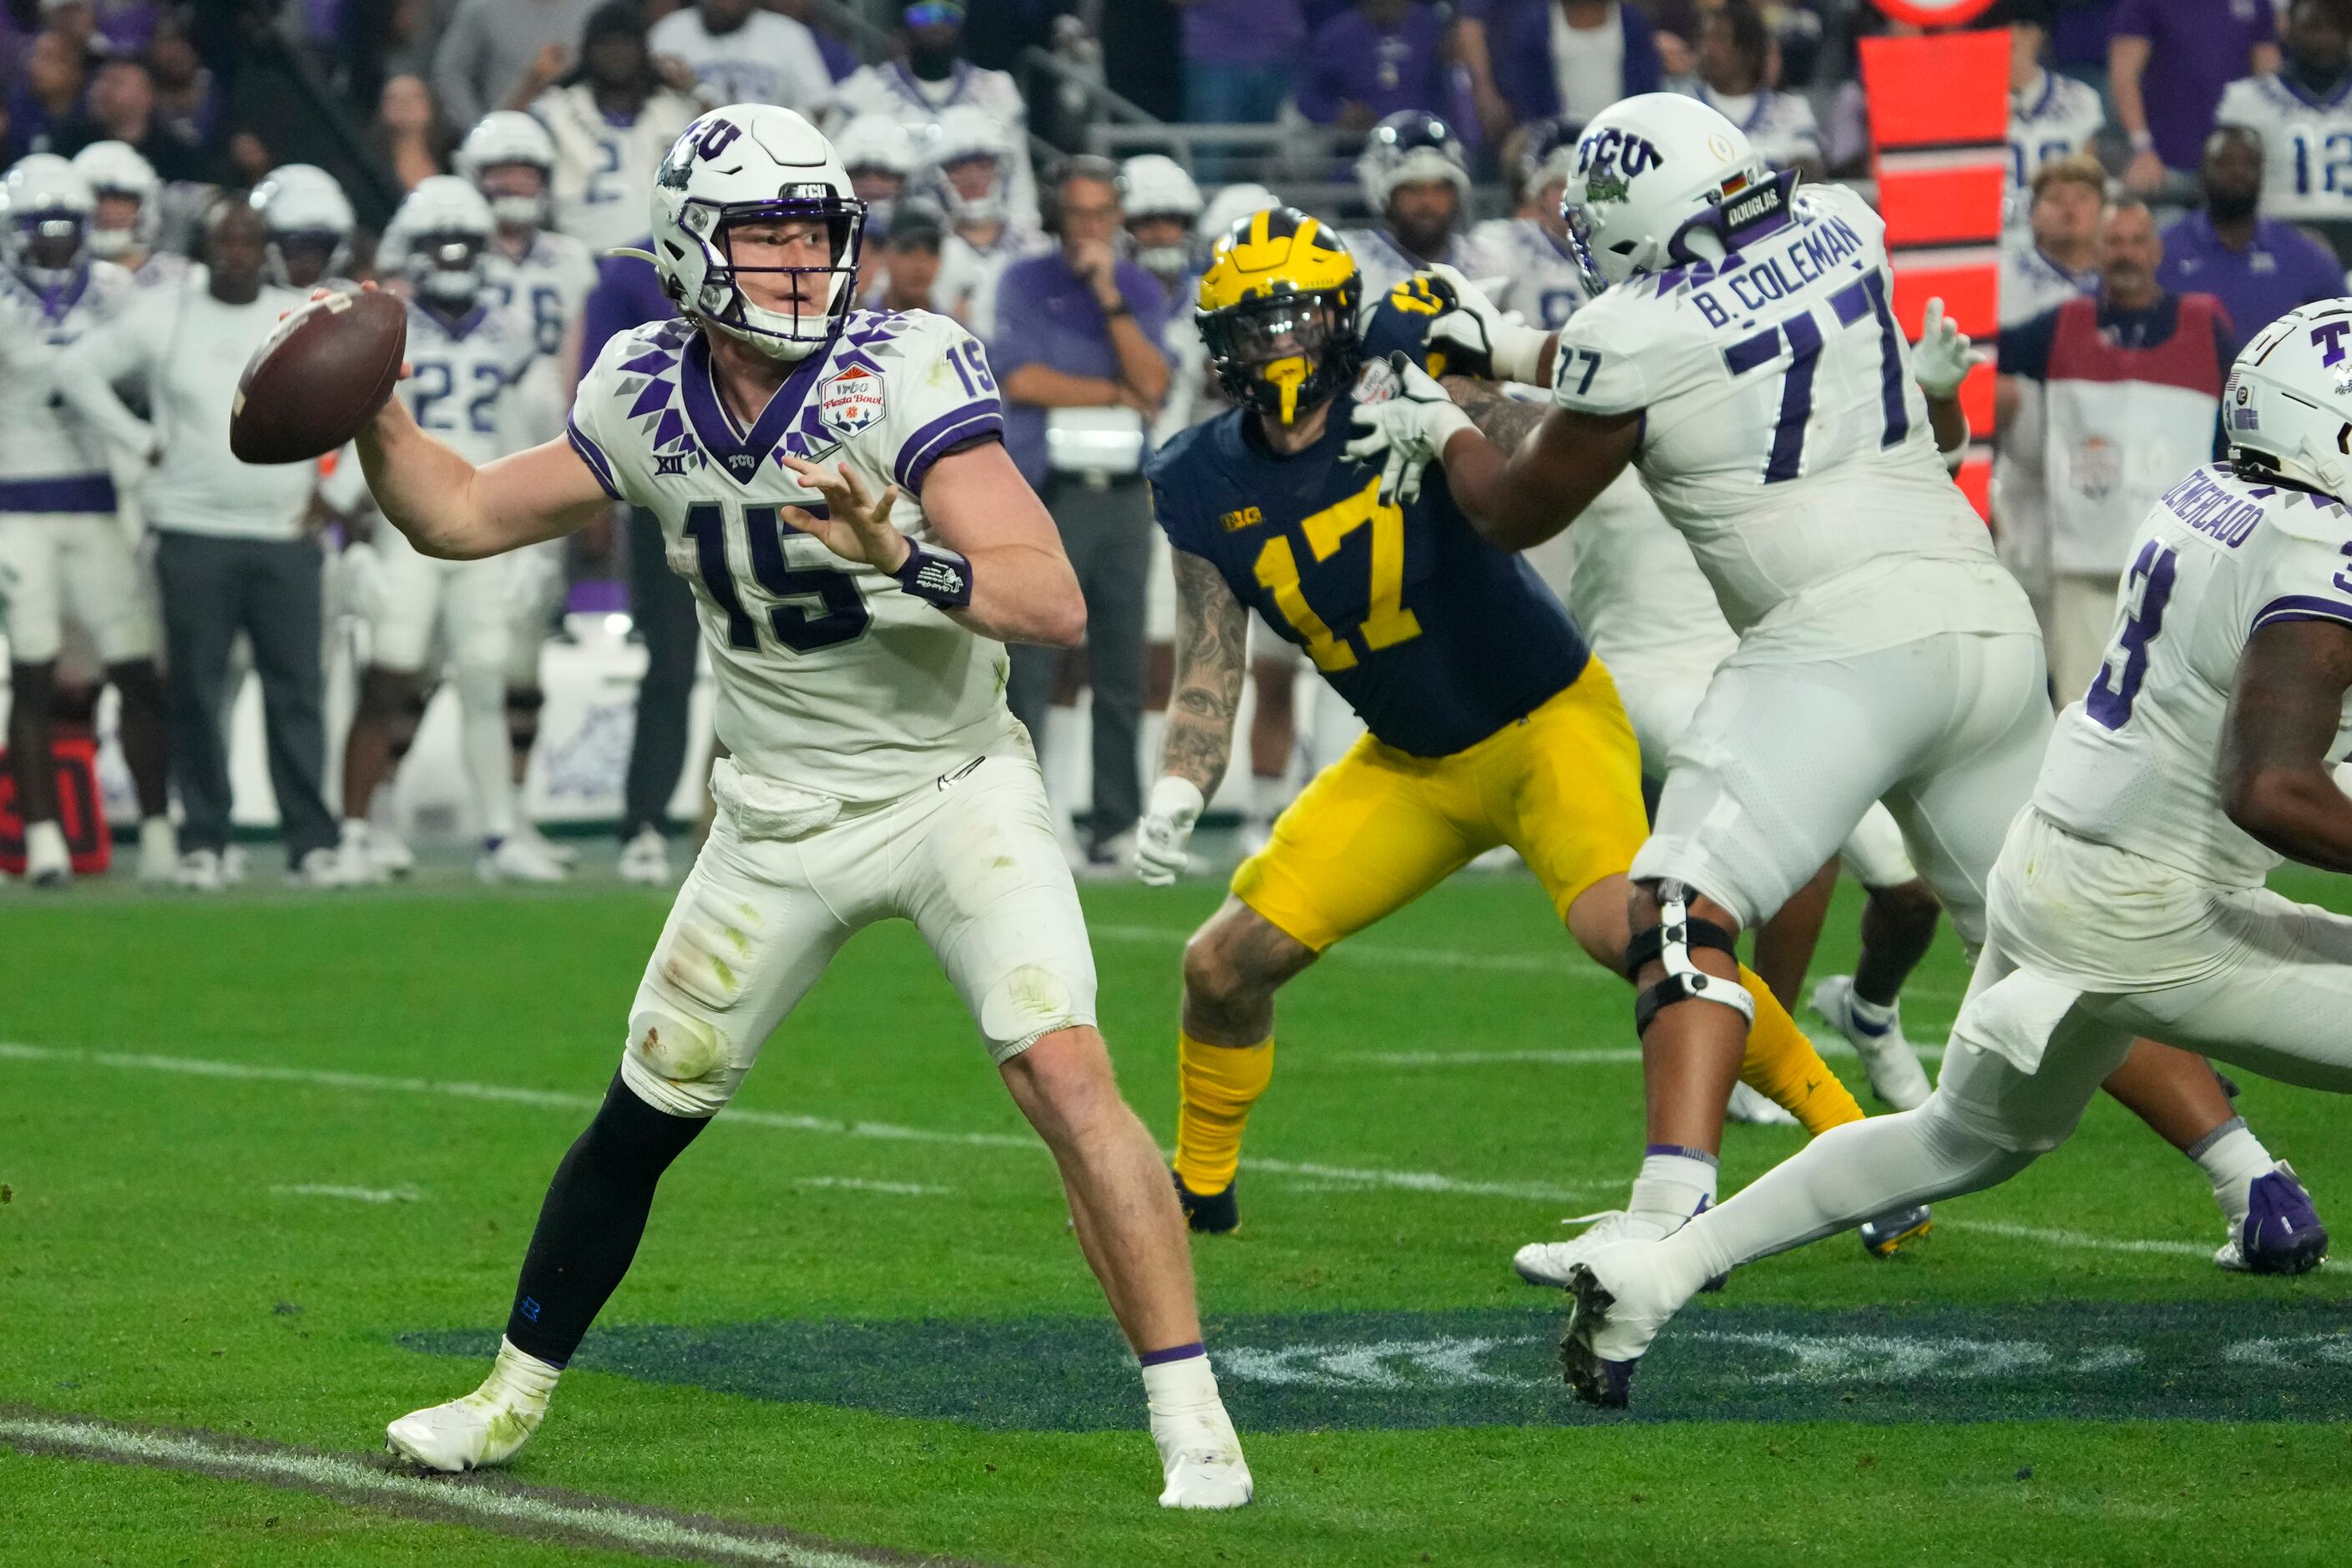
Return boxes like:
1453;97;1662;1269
1197;181;1280;248
926;104;1012;226
455;111;558;230
71;139;159;260
833;114;918;233
2227;299;2352;497
0;154;95;289
1561;93;1776;292
387;175;496;308
1119;154;1201;275
1513;118;1583;206
1355;110;1470;215
251;163;356;286
650;104;864;362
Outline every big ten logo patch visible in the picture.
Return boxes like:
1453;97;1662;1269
1220;504;1263;533
818;365;886;436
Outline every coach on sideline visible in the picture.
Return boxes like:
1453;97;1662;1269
57;199;341;891
993;154;1171;871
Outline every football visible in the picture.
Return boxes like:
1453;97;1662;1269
228;287;407;464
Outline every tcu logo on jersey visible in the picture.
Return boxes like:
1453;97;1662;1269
1577;127;1666;201
818;365;886;435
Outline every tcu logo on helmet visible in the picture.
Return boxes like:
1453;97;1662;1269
1576;127;1667;200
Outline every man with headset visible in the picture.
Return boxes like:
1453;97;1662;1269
992;154;1172;873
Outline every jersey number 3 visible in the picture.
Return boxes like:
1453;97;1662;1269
1252;480;1423;671
683;501;871;654
2084;539;2177;731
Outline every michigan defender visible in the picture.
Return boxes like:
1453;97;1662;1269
372;105;1248;1509
1561;305;2352;1405
1136;208;1886;1245
1351;94;2317;1282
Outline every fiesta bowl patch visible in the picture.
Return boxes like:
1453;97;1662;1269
818;365;886;434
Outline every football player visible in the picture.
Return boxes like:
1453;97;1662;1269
372;105;1249;1510
1120;154;1203;301
1340;110;1501;300
1562;304;2352;1406
924;104;1046;337
1469;120;1592;333
1352;94;2318;1284
1135;208;1888;1243
326;178;561;885
250;164;356;291
834;113;921;240
2001;0;2107;215
71;140;190;290
0;154;174;888
2215;0;2352;225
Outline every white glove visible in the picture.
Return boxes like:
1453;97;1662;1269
1343;352;1474;507
1421;262;1549;385
1134;775;1206;888
1912;296;1990;400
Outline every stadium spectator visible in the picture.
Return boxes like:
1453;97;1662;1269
1681;0;1821;179
55;58;209;180
2158;125;2342;341
144;10;221;159
6;28;89;159
1488;0;1663;129
2001;0;2106;200
54;200;338;890
529;2;698;254
430;0;598;132
1172;0;1306;129
38;0;99;58
864;195;943;311
1449;0;1520;143
2112;0;2279;193
648;0;831;111
1996;199;2236;700
824;3;1037;225
2214;0;2352;227
369;72;450;192
994;154;1171;873
1296;0;1449;134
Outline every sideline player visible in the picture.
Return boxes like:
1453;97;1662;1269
1348;94;2310;1278
372;105;1249;1510
1469;119;1591;333
1136;208;1888;1242
72;140;190;291
925;104;1044;338
251;164;357;291
1560;305;2352;1404
1340;110;1500;300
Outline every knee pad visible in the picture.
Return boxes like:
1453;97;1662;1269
1625;878;1756;1037
623;1007;735;1117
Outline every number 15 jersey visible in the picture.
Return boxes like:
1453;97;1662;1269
1550;182;2031;661
569;309;1018;802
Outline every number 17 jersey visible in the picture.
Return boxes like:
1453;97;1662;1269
1550;182;2031;660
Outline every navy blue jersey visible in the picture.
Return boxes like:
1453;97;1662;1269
1147;291;1590;757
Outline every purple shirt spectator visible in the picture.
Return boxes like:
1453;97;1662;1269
2157;210;2344;341
2112;0;2276;171
2052;0;2116;71
580;239;677;377
989;251;1171;488
95;2;161;57
1297;2;1449;127
1180;0;1306;67
1488;1;1663;125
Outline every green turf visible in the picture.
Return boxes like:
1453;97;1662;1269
8;866;2352;1565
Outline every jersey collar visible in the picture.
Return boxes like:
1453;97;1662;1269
680;331;830;486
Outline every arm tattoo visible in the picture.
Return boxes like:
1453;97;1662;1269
1159;546;1249;795
1443;375;1550;455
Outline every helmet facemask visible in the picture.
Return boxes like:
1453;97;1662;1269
477;162;551;231
407;229;488;307
674;191;867;362
1199;281;1362;426
11;208;87;287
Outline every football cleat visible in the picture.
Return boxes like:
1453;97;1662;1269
1515;1209;1722;1291
24;820;71;888
1173;1171;1239;1235
370;828;416;878
2216;1163;2328;1275
478;833;569;883
1859;1202;1934;1257
291;847;346;889
137;817;178;884
1559;1242;1689;1409
1151;1399;1252;1509
385;1390;543;1473
1811;974;1933;1110
1727;1081;1798;1126
618;826;671;886
174;848;225;893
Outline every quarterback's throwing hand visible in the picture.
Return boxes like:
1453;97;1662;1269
780;453;911;573
1343;352;1474;507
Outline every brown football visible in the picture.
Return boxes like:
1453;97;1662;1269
229;288;407;464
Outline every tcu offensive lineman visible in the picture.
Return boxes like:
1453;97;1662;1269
372;104;1249;1509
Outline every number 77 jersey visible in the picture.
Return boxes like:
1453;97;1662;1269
1552;181;2024;659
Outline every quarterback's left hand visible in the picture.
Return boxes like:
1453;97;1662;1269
1343;352;1474;507
1912;296;1990;401
781;453;913;573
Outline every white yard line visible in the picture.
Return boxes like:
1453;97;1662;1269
1353;1034;1948;1069
792;1176;951;1196
0;1410;905;1567
1939;1219;2213;1258
270;1184;423;1204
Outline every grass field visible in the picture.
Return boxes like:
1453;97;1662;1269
9;860;2352;1566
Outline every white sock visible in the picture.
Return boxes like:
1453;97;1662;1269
2188;1117;2272;1224
341;818;368;847
1140;1345;1220;1415
483;1336;562;1415
1847;990;1900;1034
1627;1146;1718;1230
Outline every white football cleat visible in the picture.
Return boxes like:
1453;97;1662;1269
23;820;71;888
137;817;178;884
336;822;385;886
1811;974;1932;1110
617;826;670;885
508;820;578;867
1151;1399;1252;1510
174;848;225;893
1514;1210;1678;1289
1727;1081;1798;1125
370;828;416;879
478;833;569;883
1560;1238;1694;1409
291;847;346;888
386;1389;544;1473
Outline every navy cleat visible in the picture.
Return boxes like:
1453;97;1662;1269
1173;1171;1240;1235
1859;1203;1933;1258
2218;1163;2328;1275
1560;1265;1637;1409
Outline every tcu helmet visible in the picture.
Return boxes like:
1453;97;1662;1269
251;163;357;286
2226;300;2352;497
455;111;558;230
833;114;920;232
1119;154;1202;275
1561;93;1778;291
71;140;159;260
1514;118;1584;207
650;104;865;362
387;175;497;307
926;104;1014;226
1195;205;1363;426
0;154;95;287
1355;109;1470;215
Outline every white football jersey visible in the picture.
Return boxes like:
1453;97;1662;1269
2006;70;2107;206
397;296;541;466
647;8;832;112
482;230;598;361
1999;235;2096;329
1338;225;1505;304
532;83;700;254
1468;216;1591;330
2215;71;2352;223
932;221;1048;340
0;259;134;490
130;250;195;291
1683;84;1823;174
567;310;1018;801
2034;463;2352;888
1551;182;2026;656
822;61;1039;225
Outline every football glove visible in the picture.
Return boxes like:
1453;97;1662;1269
1343;351;1473;507
1423;262;1548;385
1135;775;1206;888
1911;296;1990;400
